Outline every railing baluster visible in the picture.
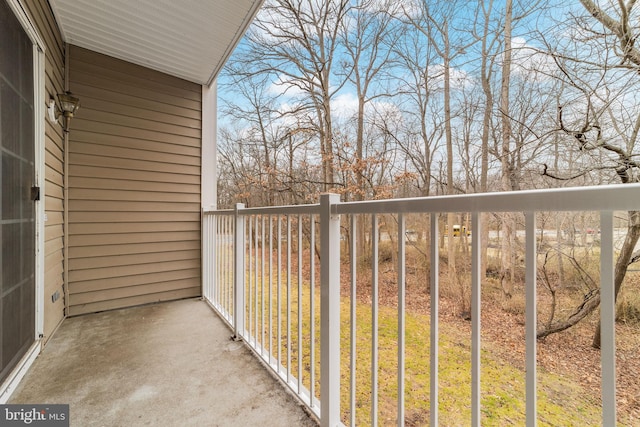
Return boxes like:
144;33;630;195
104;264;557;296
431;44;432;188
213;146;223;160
278;215;282;373
233;203;245;339
398;214;406;427
287;215;292;383
255;216;259;348
600;211;616;425
227;215;232;320
208;214;213;304
248;214;253;341
202;212;207;301
262;215;266;358
217;216;221;312
225;215;229;317
225;215;229;316
269;215;273;363
371;213;379;426
310;214;316;409
217;216;221;311
297;215;303;394
471;212;481;427
525;212;537;427
430;213;439;426
221;216;226;315
350;214;357;427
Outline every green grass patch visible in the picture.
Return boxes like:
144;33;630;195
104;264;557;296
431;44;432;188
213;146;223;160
240;258;603;426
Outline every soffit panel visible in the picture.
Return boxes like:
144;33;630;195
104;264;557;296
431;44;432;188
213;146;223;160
49;0;262;85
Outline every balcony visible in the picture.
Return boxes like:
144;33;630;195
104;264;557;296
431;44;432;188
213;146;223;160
8;184;640;426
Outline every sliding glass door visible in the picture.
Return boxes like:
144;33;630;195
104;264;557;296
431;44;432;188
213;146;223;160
0;0;36;384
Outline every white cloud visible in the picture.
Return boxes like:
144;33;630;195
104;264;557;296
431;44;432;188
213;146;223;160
268;74;309;98
332;92;359;118
508;37;558;82
330;91;403;128
428;64;476;91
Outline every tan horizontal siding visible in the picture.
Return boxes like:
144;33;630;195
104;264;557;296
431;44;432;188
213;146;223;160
69;250;200;272
68;268;200;294
45;195;63;212
45;224;63;240
78;96;201;129
68;287;200;316
70;45;200;94
69;241;200;258
71;83;202;121
45;164;63;187
70;277;201;306
69;188;200;203
71;70;201;111
44;237;63;257
23;0;66;340
45;211;63;226
69;259;200;283
69;221;200;234
70;142;200;165
69;153;200;175
45;180;63;199
77;108;201;138
69;231;201;247
67;46;202;314
70;165;199;184
70;200;199;213
45;148;63;175
69;211;200;223
71;60;201;102
68;177;199;194
70;119;200;147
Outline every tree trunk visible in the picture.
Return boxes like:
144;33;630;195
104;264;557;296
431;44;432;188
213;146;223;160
479;0;494;280
592;210;640;348
537;211;640;344
537;288;600;339
442;22;457;294
499;0;513;298
356;94;367;257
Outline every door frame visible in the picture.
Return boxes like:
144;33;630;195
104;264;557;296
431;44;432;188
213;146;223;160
0;0;46;404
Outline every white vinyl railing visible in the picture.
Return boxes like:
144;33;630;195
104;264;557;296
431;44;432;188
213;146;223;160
202;183;640;427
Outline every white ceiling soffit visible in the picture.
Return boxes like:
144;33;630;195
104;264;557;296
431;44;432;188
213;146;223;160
49;0;263;86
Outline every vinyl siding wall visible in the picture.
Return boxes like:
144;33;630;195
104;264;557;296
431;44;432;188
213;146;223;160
67;46;202;316
22;0;65;341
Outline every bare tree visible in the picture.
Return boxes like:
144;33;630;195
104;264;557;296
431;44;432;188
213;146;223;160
400;1;476;300
391;12;442;198
476;0;501;277
540;0;640;347
339;0;400;254
237;0;351;191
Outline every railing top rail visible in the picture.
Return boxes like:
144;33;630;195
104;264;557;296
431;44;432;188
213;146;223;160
334;183;640;215
204;203;321;216
204;183;640;216
203;208;234;215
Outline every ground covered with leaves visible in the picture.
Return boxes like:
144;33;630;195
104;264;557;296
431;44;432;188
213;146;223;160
339;253;640;425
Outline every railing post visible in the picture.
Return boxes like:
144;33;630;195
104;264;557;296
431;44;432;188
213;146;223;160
233;203;245;340
320;193;340;427
202;210;212;304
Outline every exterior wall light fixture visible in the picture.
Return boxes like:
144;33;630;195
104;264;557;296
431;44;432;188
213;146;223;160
48;91;80;131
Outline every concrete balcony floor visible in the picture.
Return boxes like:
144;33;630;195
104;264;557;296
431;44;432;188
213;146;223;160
9;298;317;427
